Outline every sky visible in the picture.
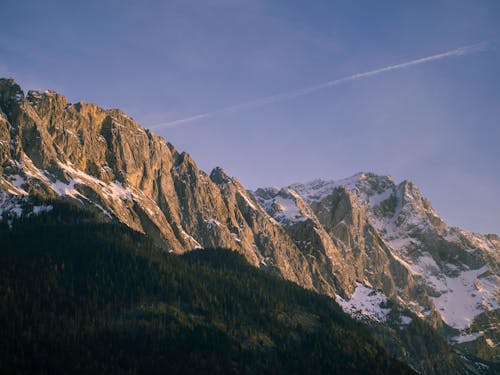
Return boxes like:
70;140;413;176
1;0;499;233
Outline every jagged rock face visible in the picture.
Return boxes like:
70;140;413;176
0;78;317;291
254;187;355;298
255;181;437;326
285;172;499;352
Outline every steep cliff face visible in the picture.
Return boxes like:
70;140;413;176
254;187;355;298
0;78;316;292
255;179;438;327
283;173;499;356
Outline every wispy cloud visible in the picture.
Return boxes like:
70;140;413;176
149;42;490;129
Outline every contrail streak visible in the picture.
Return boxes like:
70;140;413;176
149;42;489;129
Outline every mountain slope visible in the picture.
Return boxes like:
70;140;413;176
257;173;499;361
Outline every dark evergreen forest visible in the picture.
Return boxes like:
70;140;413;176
0;201;415;374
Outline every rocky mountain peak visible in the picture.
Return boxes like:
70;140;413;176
0;77;23;96
353;172;395;196
26;89;68;109
260;171;499;351
210;166;232;184
0;78;24;115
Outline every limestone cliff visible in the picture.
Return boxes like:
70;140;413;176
0;78;317;293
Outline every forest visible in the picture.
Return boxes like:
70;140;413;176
0;200;416;374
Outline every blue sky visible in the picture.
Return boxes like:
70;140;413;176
1;0;499;233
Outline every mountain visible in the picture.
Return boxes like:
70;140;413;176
0;78;323;292
0;78;498;373
255;173;499;361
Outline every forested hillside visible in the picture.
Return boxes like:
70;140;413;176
0;201;415;374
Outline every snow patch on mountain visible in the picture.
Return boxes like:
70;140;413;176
336;283;391;323
0;192;53;227
205;218;222;229
254;188;314;225
50;162;135;203
237;189;258;210
260;196;303;224
181;229;202;249
400;315;413;325
453;331;484;344
432;266;499;330
289;174;362;204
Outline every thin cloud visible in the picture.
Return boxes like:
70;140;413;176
149;41;490;129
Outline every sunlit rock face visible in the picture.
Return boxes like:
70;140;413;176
0;78;319;292
267;172;499;356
